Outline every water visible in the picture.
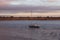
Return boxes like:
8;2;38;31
0;20;60;40
0;20;60;29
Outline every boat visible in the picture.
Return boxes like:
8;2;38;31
29;8;40;28
29;24;40;28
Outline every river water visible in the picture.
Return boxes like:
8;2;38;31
0;20;60;29
0;20;60;40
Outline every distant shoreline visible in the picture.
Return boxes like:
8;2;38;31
0;17;60;20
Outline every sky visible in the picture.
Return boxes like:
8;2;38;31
0;0;60;17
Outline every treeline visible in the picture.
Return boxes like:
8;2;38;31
0;16;60;18
0;16;60;20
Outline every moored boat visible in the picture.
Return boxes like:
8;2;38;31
29;24;40;28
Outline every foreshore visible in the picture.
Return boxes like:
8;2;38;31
0;17;60;20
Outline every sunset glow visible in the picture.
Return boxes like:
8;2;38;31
0;0;60;17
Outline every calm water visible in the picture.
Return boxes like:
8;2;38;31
0;20;60;40
0;20;60;29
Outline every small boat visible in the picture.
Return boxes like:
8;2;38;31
29;10;40;28
29;24;40;28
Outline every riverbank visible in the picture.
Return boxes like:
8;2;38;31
0;17;60;20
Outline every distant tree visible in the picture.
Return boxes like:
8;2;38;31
0;16;2;18
10;16;14;18
47;16;49;18
2;16;5;18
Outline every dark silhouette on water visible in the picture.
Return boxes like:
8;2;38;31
29;24;40;28
29;9;40;28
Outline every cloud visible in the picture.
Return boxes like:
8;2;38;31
0;6;60;11
0;0;60;6
0;0;60;13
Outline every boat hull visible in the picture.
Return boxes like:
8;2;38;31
29;26;40;28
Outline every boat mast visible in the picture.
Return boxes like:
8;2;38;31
31;9;32;17
31;7;33;25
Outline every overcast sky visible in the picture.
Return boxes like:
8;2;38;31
0;0;60;17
